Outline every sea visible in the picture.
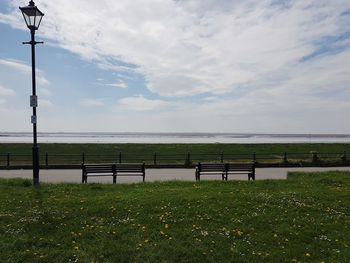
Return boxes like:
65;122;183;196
1;132;350;144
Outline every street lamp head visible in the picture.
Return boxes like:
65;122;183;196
19;0;44;30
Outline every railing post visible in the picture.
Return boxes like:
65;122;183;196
7;153;10;168
82;152;85;163
119;152;122;163
341;151;347;162
311;151;318;163
283;152;288;163
220;152;224;163
45;152;48;168
154;152;157;166
253;152;256;163
185;151;191;167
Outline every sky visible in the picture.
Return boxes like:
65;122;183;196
0;0;349;133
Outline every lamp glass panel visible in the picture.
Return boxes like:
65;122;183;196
34;10;43;28
28;14;33;27
22;12;30;27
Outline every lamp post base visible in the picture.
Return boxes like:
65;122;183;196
32;146;40;186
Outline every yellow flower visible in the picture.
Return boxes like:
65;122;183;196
305;252;310;257
165;224;169;229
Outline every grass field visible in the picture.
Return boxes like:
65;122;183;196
0;171;349;262
1;143;350;166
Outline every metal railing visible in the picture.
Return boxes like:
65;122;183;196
0;151;348;168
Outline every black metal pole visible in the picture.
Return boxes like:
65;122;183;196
31;28;40;186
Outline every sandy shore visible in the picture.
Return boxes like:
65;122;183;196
0;167;349;184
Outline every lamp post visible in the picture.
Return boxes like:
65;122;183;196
19;1;44;186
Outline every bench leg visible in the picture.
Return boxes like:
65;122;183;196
113;175;116;184
248;173;255;181
143;174;145;182
82;174;87;184
195;172;200;181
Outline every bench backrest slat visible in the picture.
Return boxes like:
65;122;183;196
226;163;254;171
83;164;115;173
198;163;225;172
116;163;145;173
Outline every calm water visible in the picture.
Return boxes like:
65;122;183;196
1;132;350;144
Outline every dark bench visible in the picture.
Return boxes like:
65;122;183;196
195;162;255;181
82;163;116;184
81;163;146;183
115;163;146;182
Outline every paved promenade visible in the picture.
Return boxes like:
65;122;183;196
0;167;349;184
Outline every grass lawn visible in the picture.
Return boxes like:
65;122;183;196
0;172;349;262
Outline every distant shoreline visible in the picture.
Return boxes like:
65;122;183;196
1;132;350;144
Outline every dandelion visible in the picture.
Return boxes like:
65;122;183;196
237;230;243;236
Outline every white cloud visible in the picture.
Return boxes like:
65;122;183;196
79;99;104;107
1;0;349;98
118;95;169;111
0;58;50;86
104;81;127;89
0;85;15;96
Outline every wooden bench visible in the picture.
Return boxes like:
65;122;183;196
115;163;146;182
195;162;255;181
81;163;116;184
81;163;146;183
195;163;227;181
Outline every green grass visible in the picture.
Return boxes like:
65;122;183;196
1;143;349;165
0;172;349;262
